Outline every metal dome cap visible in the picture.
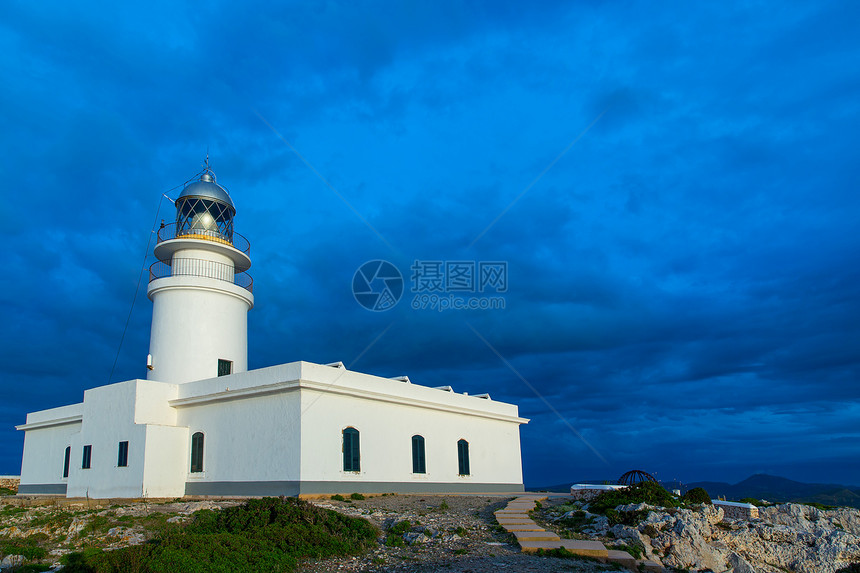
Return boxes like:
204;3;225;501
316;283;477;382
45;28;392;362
177;169;236;214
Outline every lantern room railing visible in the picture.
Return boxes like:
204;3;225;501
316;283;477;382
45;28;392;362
157;222;251;255
149;259;253;293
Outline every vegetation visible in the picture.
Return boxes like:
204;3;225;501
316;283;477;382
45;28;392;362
588;481;677;526
739;498;773;507
0;487;17;496
330;494;345;501
681;487;712;505
835;564;860;573
349;493;365;501
60;497;378;572
0;538;48;560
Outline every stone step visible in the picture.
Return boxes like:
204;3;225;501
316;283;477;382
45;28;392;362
513;495;547;502
606;549;637;571
495;519;537;525
637;559;663;572
499;522;544;531
558;539;608;558
511;530;561;542
518;540;567;553
495;511;531;519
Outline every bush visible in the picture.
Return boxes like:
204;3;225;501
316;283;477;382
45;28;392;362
588;481;677;516
330;494;345;501
836;565;860;573
61;497;378;573
681;487;712;505
349;493;365;501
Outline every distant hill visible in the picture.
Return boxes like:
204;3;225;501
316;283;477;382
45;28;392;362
528;474;860;508
684;474;860;508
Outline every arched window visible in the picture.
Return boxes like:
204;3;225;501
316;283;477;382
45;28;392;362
412;435;426;474
190;432;204;473
457;439;470;476
342;427;360;472
62;446;71;478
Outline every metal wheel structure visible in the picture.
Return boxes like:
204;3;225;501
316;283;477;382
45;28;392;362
617;469;657;486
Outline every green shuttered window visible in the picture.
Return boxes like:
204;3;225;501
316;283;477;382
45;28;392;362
343;427;360;472
82;445;92;469
412;435;426;474
457;439;470;476
191;432;204;473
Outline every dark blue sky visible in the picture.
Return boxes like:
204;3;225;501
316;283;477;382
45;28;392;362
1;1;858;487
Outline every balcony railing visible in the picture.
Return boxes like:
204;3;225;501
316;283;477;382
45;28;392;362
149;259;253;293
157;222;250;255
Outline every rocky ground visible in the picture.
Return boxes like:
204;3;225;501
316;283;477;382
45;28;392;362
530;496;860;573
298;494;619;572
0;494;619;572
3;492;859;572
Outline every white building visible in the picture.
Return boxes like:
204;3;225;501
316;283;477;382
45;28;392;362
16;166;528;498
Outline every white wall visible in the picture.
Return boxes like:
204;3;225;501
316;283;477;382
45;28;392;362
176;388;302;484
298;388;524;488
19;422;81;490
66;381;147;498
141;425;188;498
147;275;252;384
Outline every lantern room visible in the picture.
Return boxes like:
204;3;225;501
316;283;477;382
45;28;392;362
174;167;236;243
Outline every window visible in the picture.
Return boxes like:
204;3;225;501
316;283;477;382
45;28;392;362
457;439;470;476
412;435;426;474
117;441;129;467
62;446;71;478
190;432;204;473
82;445;92;469
217;359;232;377
342;427;360;472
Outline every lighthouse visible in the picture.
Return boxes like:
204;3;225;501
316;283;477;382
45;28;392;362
17;161;526;499
146;163;254;384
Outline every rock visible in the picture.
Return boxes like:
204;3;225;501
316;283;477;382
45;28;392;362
67;516;86;537
166;515;187;523
729;551;758;573
616;503;656;513
0;554;25;569
403;532;428;545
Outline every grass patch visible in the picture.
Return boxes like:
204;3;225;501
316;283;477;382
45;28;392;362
28;510;75;529
0;505;28;519
0;487;16;496
0;538;48;560
533;547;606;565
61;497;378;572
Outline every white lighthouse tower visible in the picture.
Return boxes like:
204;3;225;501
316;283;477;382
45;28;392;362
146;162;254;384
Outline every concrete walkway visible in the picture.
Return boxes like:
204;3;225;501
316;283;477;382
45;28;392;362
494;495;662;572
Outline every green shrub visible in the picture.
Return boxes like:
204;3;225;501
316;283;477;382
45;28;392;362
61;497;378;573
681;487;712;505
330;494;345;501
388;520;411;535
588;481;677;516
835;564;860;573
349;493;365;501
